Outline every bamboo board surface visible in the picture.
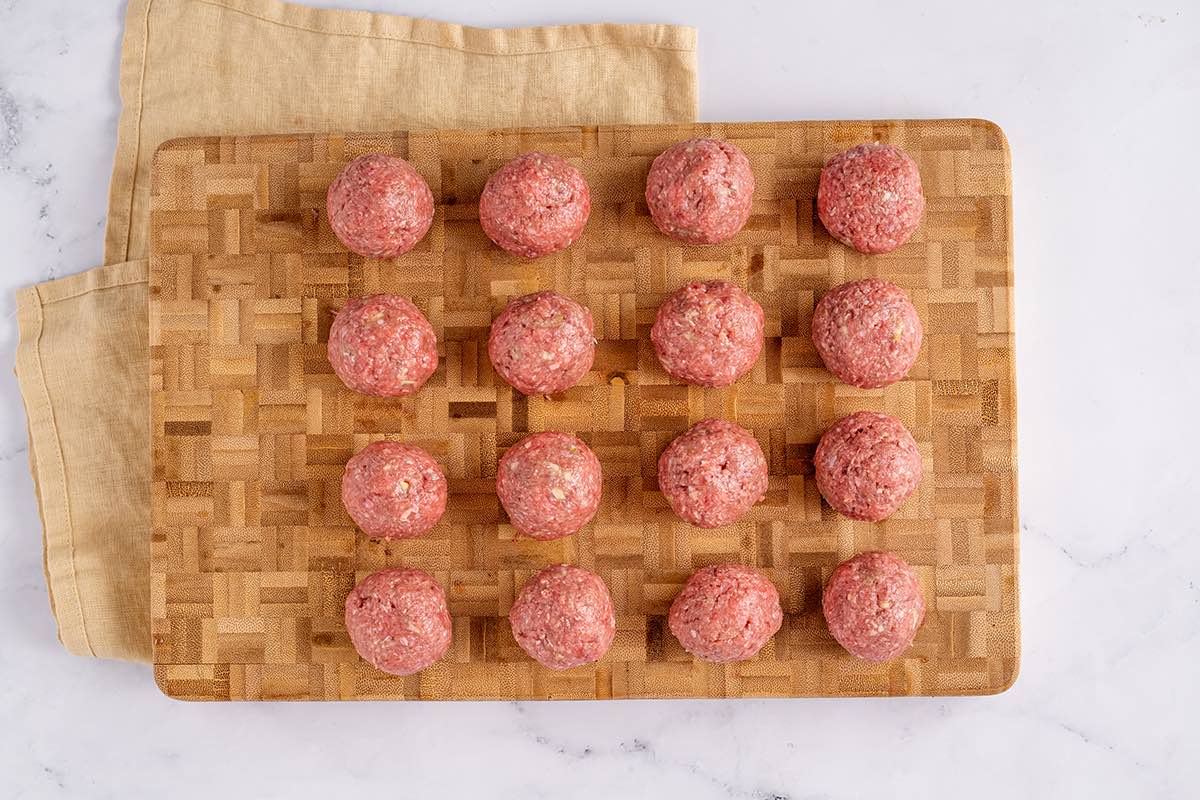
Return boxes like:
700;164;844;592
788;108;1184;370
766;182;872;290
149;120;1017;700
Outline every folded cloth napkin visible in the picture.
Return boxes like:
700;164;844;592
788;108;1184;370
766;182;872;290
14;0;697;662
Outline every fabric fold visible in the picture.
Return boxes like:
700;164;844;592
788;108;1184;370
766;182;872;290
16;260;152;659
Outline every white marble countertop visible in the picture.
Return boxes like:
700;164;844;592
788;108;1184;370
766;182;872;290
1;0;1197;797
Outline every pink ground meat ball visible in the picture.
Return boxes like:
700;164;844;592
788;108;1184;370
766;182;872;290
341;441;447;540
668;563;782;663
650;280;764;387
326;154;435;258
479;152;591;258
327;294;439;397
344;568;452;676
509;564;616;670
658;418;768;528
814;411;922;522
811;277;922;389
822;551;925;663
496;432;602;540
488;290;595;396
645;138;755;244
817;143;924;254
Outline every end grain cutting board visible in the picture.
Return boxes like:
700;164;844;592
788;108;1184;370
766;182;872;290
149;120;1017;700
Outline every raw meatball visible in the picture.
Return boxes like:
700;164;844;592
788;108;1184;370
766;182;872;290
488;291;595;396
658;418;768;528
344;568;452;676
823;551;924;662
327;294;438;397
668;563;782;663
817;143;924;254
814;411;922;522
341;441;447;540
509;564;615;670
327;154;434;258
479;152;591;258
651;280;764;387
497;432;602;540
811;278;922;389
645;138;755;244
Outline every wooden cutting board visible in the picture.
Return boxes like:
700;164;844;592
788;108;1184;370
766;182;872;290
149;120;1017;700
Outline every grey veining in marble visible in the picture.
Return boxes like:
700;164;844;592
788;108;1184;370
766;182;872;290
1;1;1198;798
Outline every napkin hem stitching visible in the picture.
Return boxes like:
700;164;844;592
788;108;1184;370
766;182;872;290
194;0;698;56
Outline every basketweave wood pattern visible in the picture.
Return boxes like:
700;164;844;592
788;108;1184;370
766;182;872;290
149;120;1017;701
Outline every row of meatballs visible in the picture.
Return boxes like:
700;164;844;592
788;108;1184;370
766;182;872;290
327;138;924;260
331;275;922;399
348;553;924;677
346;413;918;546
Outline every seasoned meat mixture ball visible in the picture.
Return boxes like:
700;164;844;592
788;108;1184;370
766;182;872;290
479;152;591;258
509;564;615;669
645;138;755;244
658;418;768;528
668;563;782;663
497;432;602;540
823;551;925;662
341;442;447;539
488;291;595;396
814;411;922;522
811;278;922;389
327;294;438;397
650;280;764;387
344;568;452;676
327;154;434;258
817;143;924;254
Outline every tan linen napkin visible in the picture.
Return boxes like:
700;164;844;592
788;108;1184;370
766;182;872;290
14;0;698;662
